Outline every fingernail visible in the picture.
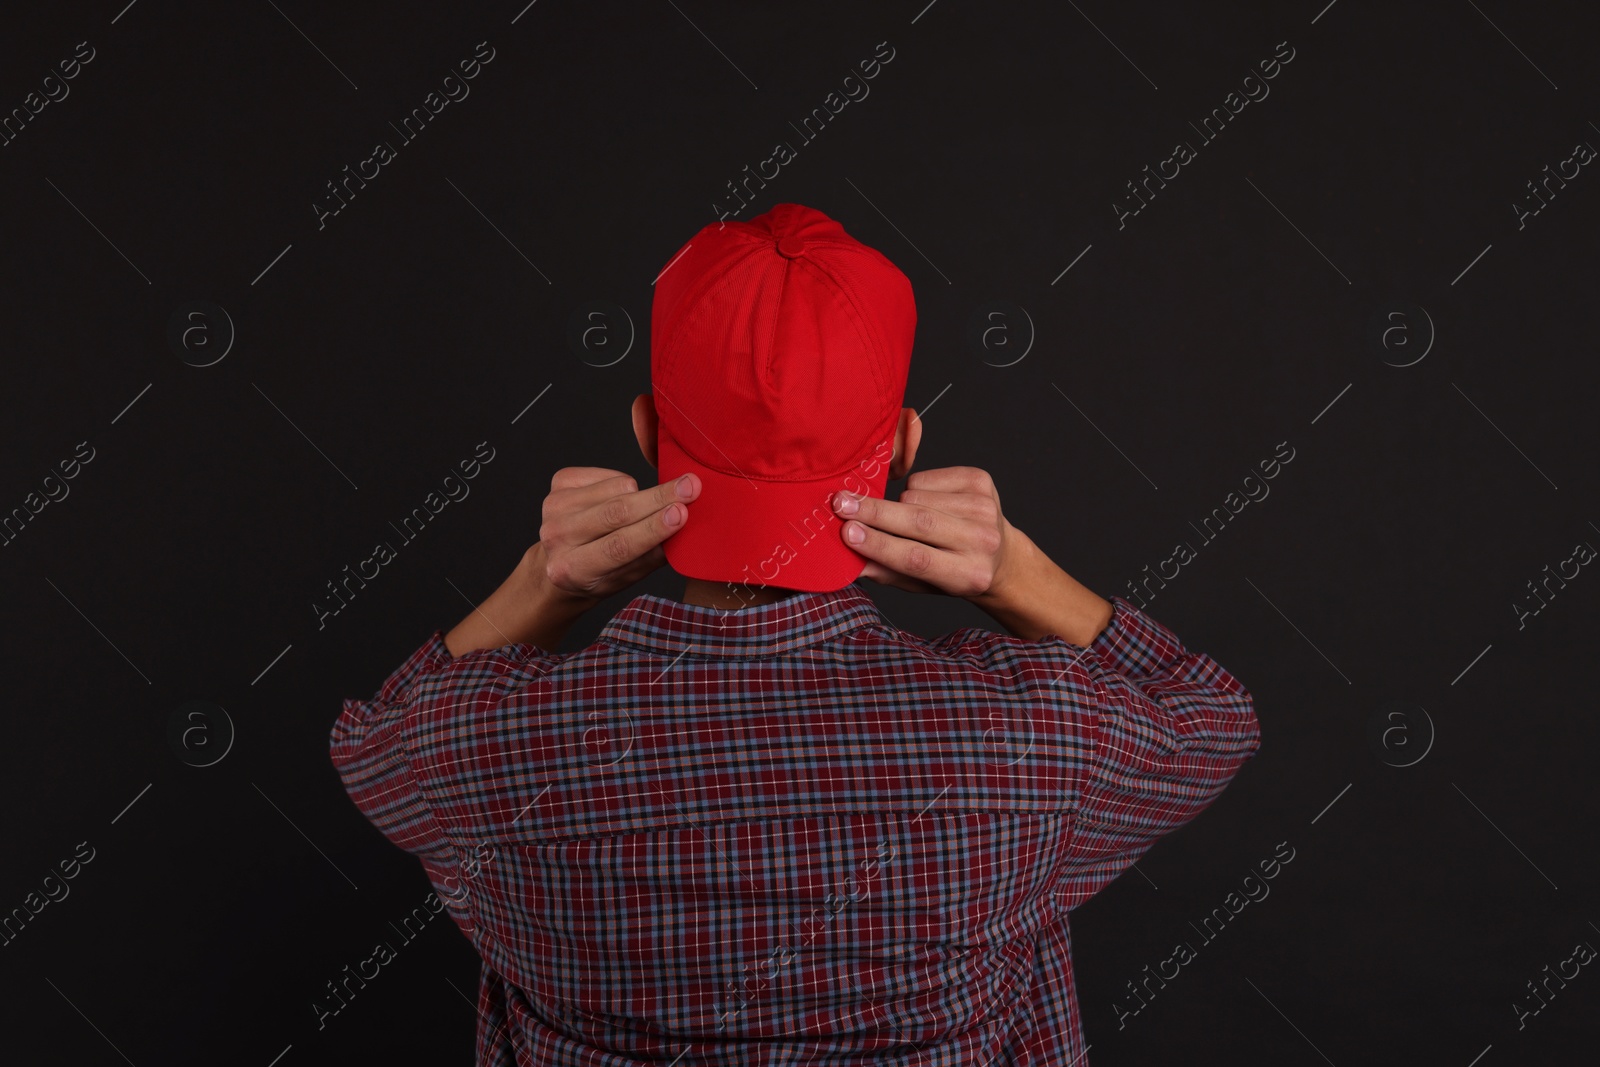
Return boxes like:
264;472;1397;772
834;492;858;515
676;474;694;499
664;503;684;526
845;522;865;544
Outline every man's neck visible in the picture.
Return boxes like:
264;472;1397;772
680;577;806;610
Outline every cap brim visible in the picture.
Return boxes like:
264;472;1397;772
656;425;892;593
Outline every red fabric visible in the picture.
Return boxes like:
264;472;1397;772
650;203;916;591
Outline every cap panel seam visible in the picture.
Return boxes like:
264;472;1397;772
784;253;892;464
763;244;789;386
809;251;893;413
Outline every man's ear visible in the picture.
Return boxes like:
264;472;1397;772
888;406;921;481
631;393;659;469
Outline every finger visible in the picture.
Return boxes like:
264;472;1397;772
551;466;634;492
838;517;965;590
894;487;998;522
831;491;975;552
552;536;672;600
556;472;641;510
571;473;701;542
904;466;996;497
542;473;635;543
565;492;692;586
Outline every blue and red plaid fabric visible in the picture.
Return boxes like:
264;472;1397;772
331;583;1259;1065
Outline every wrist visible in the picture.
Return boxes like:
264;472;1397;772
519;542;598;623
968;522;1043;613
969;529;1112;646
444;543;593;657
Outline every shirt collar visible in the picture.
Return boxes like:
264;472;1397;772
596;581;890;657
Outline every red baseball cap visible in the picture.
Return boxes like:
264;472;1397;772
650;202;916;592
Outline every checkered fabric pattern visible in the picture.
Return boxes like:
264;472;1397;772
331;583;1259;1065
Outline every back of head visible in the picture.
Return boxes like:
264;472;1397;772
649;203;916;592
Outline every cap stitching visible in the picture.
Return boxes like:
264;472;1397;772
763;240;789;386
812;253;893;435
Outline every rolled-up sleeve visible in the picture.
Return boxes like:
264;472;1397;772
329;630;456;859
1057;596;1261;909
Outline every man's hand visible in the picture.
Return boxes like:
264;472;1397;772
830;466;1021;600
538;466;701;605
832;465;1113;646
443;467;700;657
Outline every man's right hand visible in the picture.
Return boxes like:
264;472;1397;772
832;465;1113;646
831;466;1025;599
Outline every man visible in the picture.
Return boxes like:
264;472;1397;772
331;203;1260;1065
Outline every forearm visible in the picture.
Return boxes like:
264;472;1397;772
443;542;595;657
969;528;1113;646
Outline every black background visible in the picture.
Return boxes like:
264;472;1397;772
3;1;1597;1063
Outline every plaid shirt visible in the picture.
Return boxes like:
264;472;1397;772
331;583;1259;1066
